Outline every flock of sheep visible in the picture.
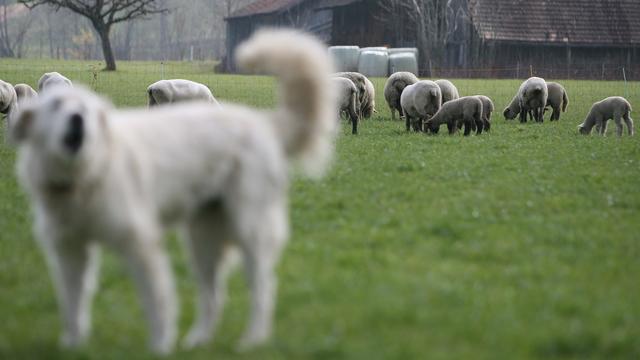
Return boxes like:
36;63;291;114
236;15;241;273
1;70;634;139
334;71;634;137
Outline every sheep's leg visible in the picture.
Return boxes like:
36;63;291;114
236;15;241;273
463;120;472;136
614;115;624;137
390;107;396;120
447;121;456;135
623;113;634;136
405;115;411;132
351;115;359;135
519;109;527;123
552;106;560;121
474;114;483;135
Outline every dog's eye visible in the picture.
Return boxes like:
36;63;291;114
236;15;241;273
63;113;84;154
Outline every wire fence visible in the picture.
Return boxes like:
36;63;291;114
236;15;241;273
427;64;640;81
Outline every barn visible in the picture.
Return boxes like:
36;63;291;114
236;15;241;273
224;0;640;79
223;0;412;72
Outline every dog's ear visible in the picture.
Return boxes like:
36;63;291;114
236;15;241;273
10;107;35;143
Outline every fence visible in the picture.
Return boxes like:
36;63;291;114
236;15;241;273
425;64;640;81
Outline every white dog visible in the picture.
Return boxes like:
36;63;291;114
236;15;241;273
12;29;336;354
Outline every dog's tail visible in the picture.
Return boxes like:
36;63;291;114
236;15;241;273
236;29;337;177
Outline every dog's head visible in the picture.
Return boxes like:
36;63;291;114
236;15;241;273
12;86;112;189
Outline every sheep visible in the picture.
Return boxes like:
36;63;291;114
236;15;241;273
37;72;72;91
332;77;360;134
147;79;219;107
578;96;634;137
424;96;484;136
15;83;38;104
475;95;494;131
0;79;17;141
400;80;442;132
435;79;460;104
503;77;548;123
333;72;375;119
545;82;569;121
383;71;419;120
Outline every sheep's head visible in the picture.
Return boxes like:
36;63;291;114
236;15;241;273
578;123;590;135
503;107;518;120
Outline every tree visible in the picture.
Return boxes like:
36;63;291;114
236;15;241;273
0;0;33;58
20;0;167;70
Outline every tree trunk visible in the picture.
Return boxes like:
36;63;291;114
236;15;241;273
95;23;116;71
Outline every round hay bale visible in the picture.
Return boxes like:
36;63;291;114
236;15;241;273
389;53;418;75
358;50;389;78
328;46;360;72
389;48;418;57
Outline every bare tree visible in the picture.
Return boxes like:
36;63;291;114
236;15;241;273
0;0;32;57
20;0;167;70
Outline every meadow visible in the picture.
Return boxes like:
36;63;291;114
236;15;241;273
0;60;639;359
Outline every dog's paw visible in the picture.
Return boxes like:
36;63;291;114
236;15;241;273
181;328;211;349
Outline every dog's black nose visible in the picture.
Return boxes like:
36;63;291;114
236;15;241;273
63;113;84;154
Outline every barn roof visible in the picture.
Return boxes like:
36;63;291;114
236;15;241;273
469;0;640;46
227;0;360;19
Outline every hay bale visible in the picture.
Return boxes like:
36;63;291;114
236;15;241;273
389;53;418;75
360;47;388;54
358;50;389;78
328;46;360;72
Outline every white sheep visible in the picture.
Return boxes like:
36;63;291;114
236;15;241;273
333;72;375;119
503;77;548;123
1;80;17;136
578;96;633;137
424;96;484;136
147;79;219;107
383;71;419;120
545;82;569;121
400;80;442;132
332;77;360;134
15;83;38;104
38;72;72;91
435;79;460;104
474;95;494;131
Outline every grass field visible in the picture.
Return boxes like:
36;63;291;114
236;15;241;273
0;60;639;359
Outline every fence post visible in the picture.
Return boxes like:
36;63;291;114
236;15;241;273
622;67;628;99
161;61;165;80
516;61;520;79
529;64;533;77
601;63;605;80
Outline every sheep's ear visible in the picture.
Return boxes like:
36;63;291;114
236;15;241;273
10;107;35;143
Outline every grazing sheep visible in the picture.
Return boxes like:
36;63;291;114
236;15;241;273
38;72;72;91
424;96;484;136
475;95;494;131
435;79;460;104
333;72;375;119
400;80;442;132
578;96;634;137
15;83;38;104
503;77;548;123
1;80;17;135
545;82;569;121
383;71;419;120
333;77;360;134
147;79;219;107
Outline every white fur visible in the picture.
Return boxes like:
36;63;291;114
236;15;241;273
147;79;219;107
1;79;18;140
38;72;72;92
13;29;336;354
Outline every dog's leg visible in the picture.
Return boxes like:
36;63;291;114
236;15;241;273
119;226;177;355
234;202;287;351
43;239;100;348
182;206;233;348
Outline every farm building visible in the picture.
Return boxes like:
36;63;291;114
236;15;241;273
224;0;640;79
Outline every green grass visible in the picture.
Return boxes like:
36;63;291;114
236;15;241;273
1;60;639;359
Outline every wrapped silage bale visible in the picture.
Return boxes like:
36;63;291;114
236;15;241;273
358;50;389;78
389;52;418;75
360;47;389;54
328;46;360;72
389;48;418;57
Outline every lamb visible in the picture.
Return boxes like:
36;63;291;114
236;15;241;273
545;82;569;121
503;77;548;123
435;79;460;104
400;80;442;132
15;83;38;104
333;72;375;119
332;77;360;134
383;71;419;120
1;79;18;136
38;72;72;91
474;95;494;131
424;96;484;136
147;79;219;107
578;96;634;137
